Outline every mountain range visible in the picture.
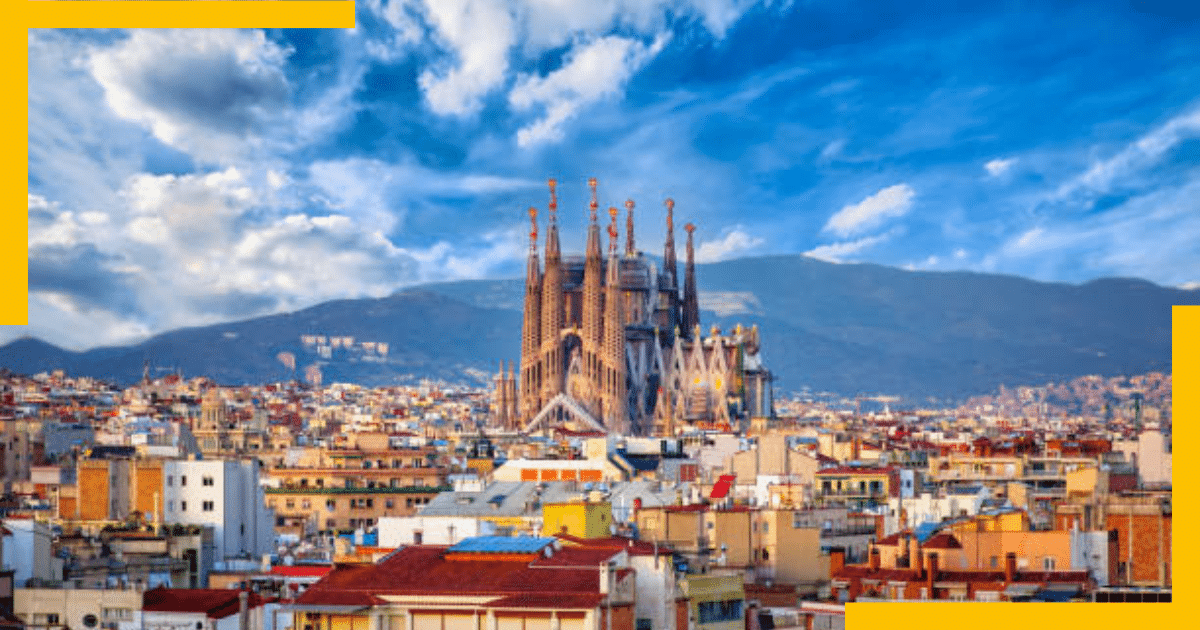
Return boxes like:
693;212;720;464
2;254;1195;402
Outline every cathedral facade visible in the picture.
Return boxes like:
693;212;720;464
494;179;774;436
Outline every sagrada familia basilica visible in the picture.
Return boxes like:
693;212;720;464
494;179;774;437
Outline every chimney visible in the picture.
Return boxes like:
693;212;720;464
1004;552;1017;583
238;590;249;630
869;548;881;571
599;562;611;595
829;547;845;577
913;539;924;574
926;552;938;592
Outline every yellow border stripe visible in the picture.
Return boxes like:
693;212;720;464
3;19;28;324
10;5;1189;626
850;309;1189;623
25;2;356;30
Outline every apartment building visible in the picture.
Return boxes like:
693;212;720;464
161;460;274;563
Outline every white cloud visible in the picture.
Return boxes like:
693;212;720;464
999;175;1200;284
417;0;518;116
823;183;915;237
804;232;891;263
984;157;1017;177
366;1;768;134
88;29;292;163
1055;105;1200;200
510;34;668;147
693;228;765;263
365;0;427;60
1181;281;1200;291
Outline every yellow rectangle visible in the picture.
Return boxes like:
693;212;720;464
24;2;356;29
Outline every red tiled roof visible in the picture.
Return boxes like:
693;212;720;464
921;533;962;549
296;545;607;607
270;565;333;578
143;588;266;619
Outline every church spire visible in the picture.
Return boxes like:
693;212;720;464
582;178;604;404
663;198;677;289
540;179;565;402
682;223;699;338
604;206;628;433
518;206;542;424
624;199;636;257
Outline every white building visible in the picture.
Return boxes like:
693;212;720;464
881;487;990;536
2;518;61;586
161;460;274;565
377;515;495;547
1115;428;1172;487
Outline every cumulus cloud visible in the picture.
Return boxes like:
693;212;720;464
823;184;915;237
417;0;518;116
88;29;292;162
693;228;765;263
510;34;668;147
804;231;892;263
369;1;766;136
984;157;1017;177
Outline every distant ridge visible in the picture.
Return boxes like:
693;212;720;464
2;254;1194;401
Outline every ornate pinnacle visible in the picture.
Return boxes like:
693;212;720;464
684;222;695;235
548;178;558;223
664;198;674;230
528;207;538;249
588;177;599;222
607;206;619;252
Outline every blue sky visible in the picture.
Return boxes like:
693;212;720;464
13;0;1200;350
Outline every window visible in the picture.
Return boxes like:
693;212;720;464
697;599;743;624
180;475;187;486
167;476;173;487
990;556;999;569
1043;557;1056;571
202;500;214;511
276;517;286;526
326;519;337;528
326;499;337;511
385;499;395;509
168;501;176;512
762;521;769;533
285;500;295;509
180;501;187;512
46;614;60;625
202;476;214;486
301;500;311;509
103;609;132;621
